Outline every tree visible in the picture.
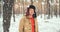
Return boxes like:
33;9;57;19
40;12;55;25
47;0;50;19
3;0;14;32
59;0;60;17
54;0;57;18
31;0;33;5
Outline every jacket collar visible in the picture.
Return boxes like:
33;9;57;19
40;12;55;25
25;15;36;20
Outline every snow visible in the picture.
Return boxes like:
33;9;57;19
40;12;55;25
0;14;60;32
0;16;3;32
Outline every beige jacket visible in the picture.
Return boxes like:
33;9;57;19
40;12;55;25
19;16;38;32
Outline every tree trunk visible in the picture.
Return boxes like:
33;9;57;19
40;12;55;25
47;0;50;19
3;0;14;32
59;0;60;17
31;0;33;5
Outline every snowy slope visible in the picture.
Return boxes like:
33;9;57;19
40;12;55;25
0;14;60;32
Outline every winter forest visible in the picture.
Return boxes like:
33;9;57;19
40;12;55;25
0;0;60;32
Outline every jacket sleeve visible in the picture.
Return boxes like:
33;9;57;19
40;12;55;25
35;18;38;32
19;17;24;32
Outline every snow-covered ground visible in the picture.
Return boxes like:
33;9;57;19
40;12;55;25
0;14;60;32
